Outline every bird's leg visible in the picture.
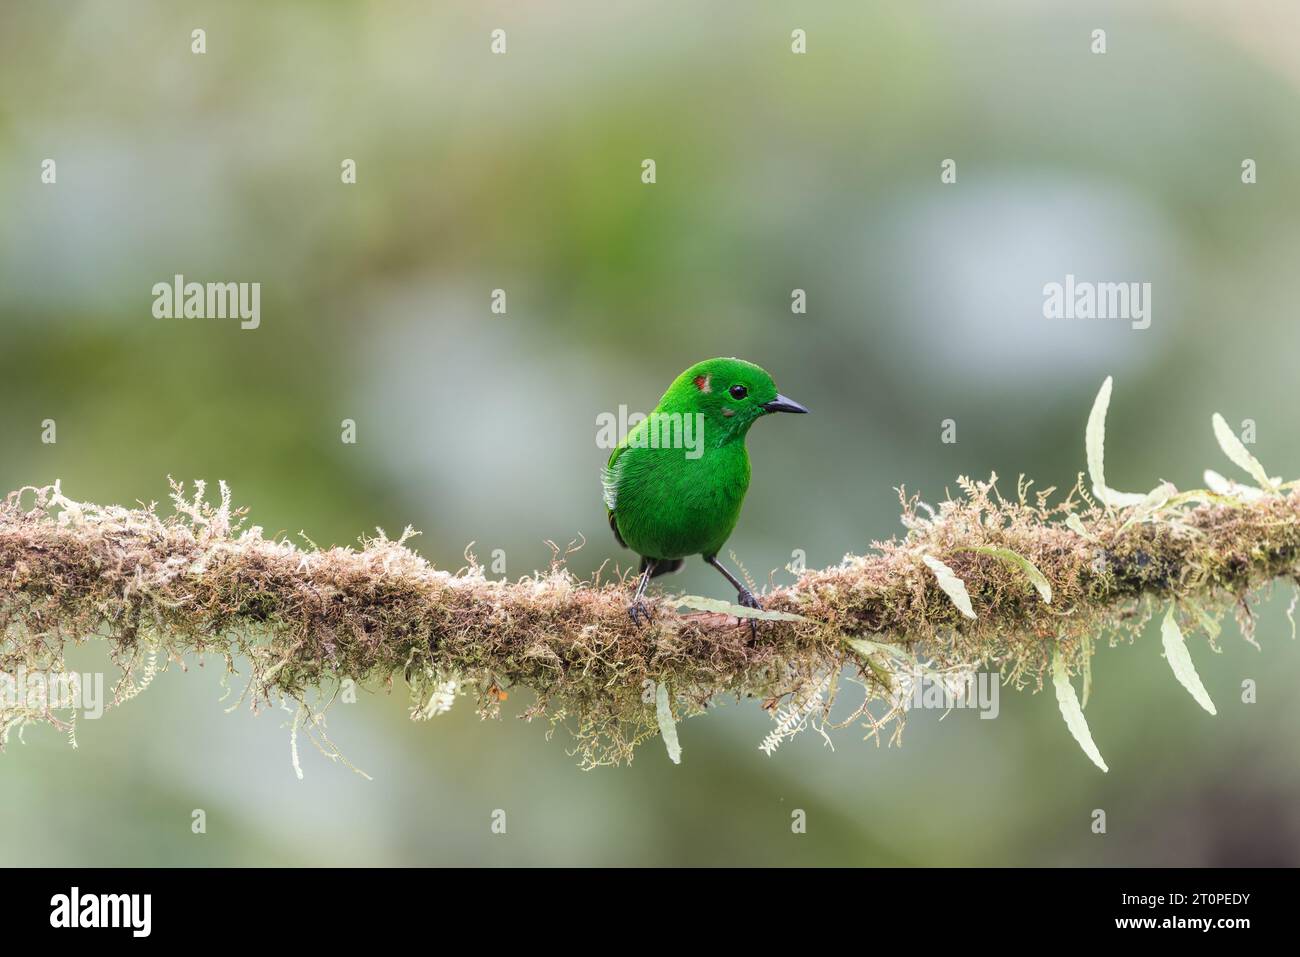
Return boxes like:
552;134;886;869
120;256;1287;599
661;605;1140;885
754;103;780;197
628;560;656;627
705;554;761;639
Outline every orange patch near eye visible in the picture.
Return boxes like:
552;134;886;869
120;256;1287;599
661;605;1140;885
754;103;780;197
693;374;711;392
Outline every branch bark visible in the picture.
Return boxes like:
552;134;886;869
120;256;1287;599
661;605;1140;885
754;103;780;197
1;473;1297;767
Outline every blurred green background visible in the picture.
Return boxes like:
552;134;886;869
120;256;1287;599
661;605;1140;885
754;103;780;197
3;0;1299;866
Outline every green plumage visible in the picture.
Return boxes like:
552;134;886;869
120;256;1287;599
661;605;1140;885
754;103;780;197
603;358;807;622
608;430;751;561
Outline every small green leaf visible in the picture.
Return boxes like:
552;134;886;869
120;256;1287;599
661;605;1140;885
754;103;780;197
676;595;808;622
655;681;681;764
1136;481;1176;513
1117;481;1179;531
1160;604;1217;715
1202;469;1267;503
1211;413;1276;492
846;637;903;658
1052;649;1108;772
1065;514;1095;540
1085;376;1146;508
967;546;1052;604
1085;377;1112;499
844;639;894;690
922;555;977;620
1203;469;1231;494
1103;490;1149;508
846;638;946;682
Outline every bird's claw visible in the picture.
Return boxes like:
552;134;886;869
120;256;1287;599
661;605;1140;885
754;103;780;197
737;589;761;640
627;598;654;628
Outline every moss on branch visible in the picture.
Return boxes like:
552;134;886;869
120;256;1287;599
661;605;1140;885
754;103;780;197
0;379;1295;769
1;466;1296;769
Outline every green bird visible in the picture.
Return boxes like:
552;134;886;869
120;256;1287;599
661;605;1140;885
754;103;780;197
603;357;809;631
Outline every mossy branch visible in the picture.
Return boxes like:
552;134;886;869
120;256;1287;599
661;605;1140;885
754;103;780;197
1;383;1297;769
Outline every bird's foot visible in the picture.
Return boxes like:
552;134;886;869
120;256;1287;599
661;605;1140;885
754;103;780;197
737;589;761;640
627;598;654;628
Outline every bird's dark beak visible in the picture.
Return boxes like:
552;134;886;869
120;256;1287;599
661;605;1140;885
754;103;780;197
761;393;809;414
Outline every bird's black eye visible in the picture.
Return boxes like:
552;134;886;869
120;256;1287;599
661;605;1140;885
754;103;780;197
729;384;748;400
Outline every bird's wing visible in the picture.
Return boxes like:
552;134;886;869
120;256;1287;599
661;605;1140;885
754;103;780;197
602;443;627;547
607;510;626;548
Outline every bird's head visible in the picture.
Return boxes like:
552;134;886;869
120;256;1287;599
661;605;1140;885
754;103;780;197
659;357;808;441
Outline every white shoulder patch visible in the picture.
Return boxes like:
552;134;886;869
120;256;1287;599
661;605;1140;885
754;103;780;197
601;459;620;511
